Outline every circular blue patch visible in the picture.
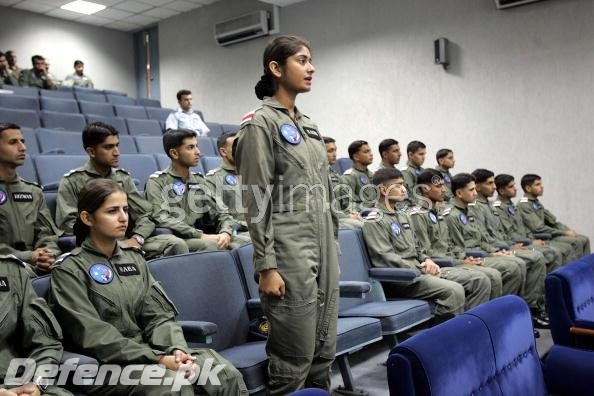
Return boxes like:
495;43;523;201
532;202;540;210
444;175;451;183
359;175;368;184
390;222;401;236
0;190;6;205
89;264;113;284
172;181;186;196
459;213;468;225
507;206;515;215
428;212;438;224
224;174;238;186
279;124;301;145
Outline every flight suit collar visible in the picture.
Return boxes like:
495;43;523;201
83;160;114;178
476;195;489;204
164;164;185;180
262;97;304;120
0;172;20;184
452;197;468;212
82;238;125;260
525;193;538;201
406;161;421;171
221;163;236;173
435;165;449;174
497;196;513;205
353;165;370;174
380;161;395;169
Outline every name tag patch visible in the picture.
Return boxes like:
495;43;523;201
0;277;9;291
115;263;140;276
12;192;33;202
302;126;321;140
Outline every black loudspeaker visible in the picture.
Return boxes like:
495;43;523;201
434;37;449;69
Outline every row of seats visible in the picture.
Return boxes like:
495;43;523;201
31;228;432;394
21;153;223;190
0;83;161;108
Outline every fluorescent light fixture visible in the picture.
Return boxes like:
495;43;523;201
61;0;106;15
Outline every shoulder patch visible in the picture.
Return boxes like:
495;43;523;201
54;251;76;266
441;207;452;216
0;254;26;267
520;197;529;203
149;170;164;179
115;168;130;175
119;243;145;255
493;201;501;207
63;168;84;178
468;202;476;207
363;210;379;220
240;107;262;125
19;178;41;189
408;206;424;215
343;168;353;175
206;167;221;177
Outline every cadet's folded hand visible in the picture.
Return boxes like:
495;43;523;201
173;350;197;378
511;243;525;250
348;212;362;221
259;269;286;298
565;230;578;237
6;383;40;396
462;257;482;266
0;388;18;396
122;238;142;249
217;233;231;249
420;260;441;277
532;239;545;246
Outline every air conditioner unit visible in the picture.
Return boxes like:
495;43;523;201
495;0;546;10
214;10;271;47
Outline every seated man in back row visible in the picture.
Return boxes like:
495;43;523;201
56;122;187;259
165;89;210;136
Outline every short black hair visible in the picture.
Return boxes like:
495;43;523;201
494;174;514;191
378;138;398;157
322;136;335;144
74;60;84;67
372;167;403;186
407;140;426;154
82;122;119;149
0;122;20;137
176;89;191;101
347;140;368;160
163;129;197;158
31;55;44;64
451;173;475;195
417;168;443;186
436;148;452;162
0;51;4;59
216;131;237;150
471;169;495;184
521;174;541;192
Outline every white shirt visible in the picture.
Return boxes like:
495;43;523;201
165;108;210;136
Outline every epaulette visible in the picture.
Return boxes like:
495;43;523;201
441;207;452;216
205;167;221;177
191;171;205;178
119;243;144;255
343;168;353;175
363;210;380;220
149;170;164;179
519;197;529;203
19;178;41;189
115;168;130;175
493;201;501;207
63;168;84;177
54;250;78;265
408;206;424;215
468;202;476;207
240;107;262;126
0;254;26;267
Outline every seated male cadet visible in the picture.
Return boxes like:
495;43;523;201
322;136;362;229
494;173;569;268
434;148;455;201
0;254;72;396
205;132;252;239
401;140;426;205
56;122;187;259
518;173;590;261
0;123;61;274
410;169;502;300
146;129;249;251
471;169;548;327
377;138;401;170
341;140;376;210
362;168;465;320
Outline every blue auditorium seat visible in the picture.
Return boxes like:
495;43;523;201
114;104;147;119
19;156;38;183
146;107;173;122
125;118;162;136
147;251;268;394
201;156;222;173
288;390;329;396
38;130;85;154
78;100;115;117
205;122;223;137
337;158;353;174
154;152;204;175
118;135;137;154
388;295;594;396
1;85;39;97
135;135;162;154
44;192;58;222
102;89;127;96
40;110;86;131
0;108;40;128
74;86;102;95
85;115;128;134
0;94;39;112
40;97;80;113
220;123;240;133
137;98;161;107
106;94;136;106
20;127;39;155
118;154;158;190
75;92;106;103
34;154;87;190
39;89;75;100
197;135;217;156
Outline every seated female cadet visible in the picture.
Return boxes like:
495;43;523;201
49;179;247;396
0;254;72;396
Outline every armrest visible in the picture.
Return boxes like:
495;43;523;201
543;345;594;395
179;320;217;344
369;267;421;283
512;238;532;246
42;149;66;155
58;235;77;252
494;242;511;251
151;227;173;236
61;351;99;366
339;281;371;298
533;233;552;240
42;182;60;191
431;257;454;267
247;298;261;310
246;298;264;320
465;250;487;258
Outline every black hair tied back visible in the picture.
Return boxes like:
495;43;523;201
254;73;276;100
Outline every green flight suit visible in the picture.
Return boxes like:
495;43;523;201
434;166;453;202
362;206;465;317
0;174;61;271
494;196;566;272
235;98;339;394
473;197;546;311
409;205;502;300
518;194;591;261
378;162;395;170
56;160;187;259
401;162;424;205
49;239;248;396
446;199;524;297
1;70;19;86
0;255;72;396
341;166;376;210
19;68;57;90
146;165;249;251
327;166;362;229
205;164;253;241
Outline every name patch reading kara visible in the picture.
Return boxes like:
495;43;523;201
0;277;9;291
115;263;140;276
302;126;321;140
12;192;33;202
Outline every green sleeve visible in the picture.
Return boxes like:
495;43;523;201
543;208;569;232
362;220;418;270
401;170;415;195
410;214;437;257
122;176;155;238
56;177;79;234
518;204;560;235
145;178;202;239
33;192;61;258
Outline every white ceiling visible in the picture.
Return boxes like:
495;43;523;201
0;0;308;32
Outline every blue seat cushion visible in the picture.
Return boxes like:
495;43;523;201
336;317;382;355
339;299;431;333
219;341;267;392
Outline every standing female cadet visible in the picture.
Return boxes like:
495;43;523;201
235;36;340;394
49;179;247;396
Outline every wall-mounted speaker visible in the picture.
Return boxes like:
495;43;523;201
434;37;449;69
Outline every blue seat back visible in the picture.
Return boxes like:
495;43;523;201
337;158;353;174
2;85;39;98
126;118;162;136
118;135;138;154
135;136;163;154
115;104;147;119
38;130;85;154
107;94;136;106
79;101;115;117
197;135;216;156
40;97;79;113
202;156;222;173
41;110;86;131
205;122;223;137
147;251;251;350
0;108;40;128
233;243;259;299
44;192;58;222
118;154;157;190
338;229;375;310
146;107;173;122
220;124;240;134
85;115;128;135
40;90;74;100
75;92;106;103
19;156;38;183
21;127;39;155
31;275;51;299
34;155;87;188
0;94;39;112
137;98;161;108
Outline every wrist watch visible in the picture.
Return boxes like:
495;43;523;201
33;375;50;392
132;234;145;245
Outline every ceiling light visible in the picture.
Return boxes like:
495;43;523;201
61;0;106;15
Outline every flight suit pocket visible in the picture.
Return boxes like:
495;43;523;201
0;298;18;336
88;288;122;328
30;299;63;339
150;281;179;315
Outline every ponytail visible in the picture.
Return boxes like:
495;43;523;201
254;73;277;100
